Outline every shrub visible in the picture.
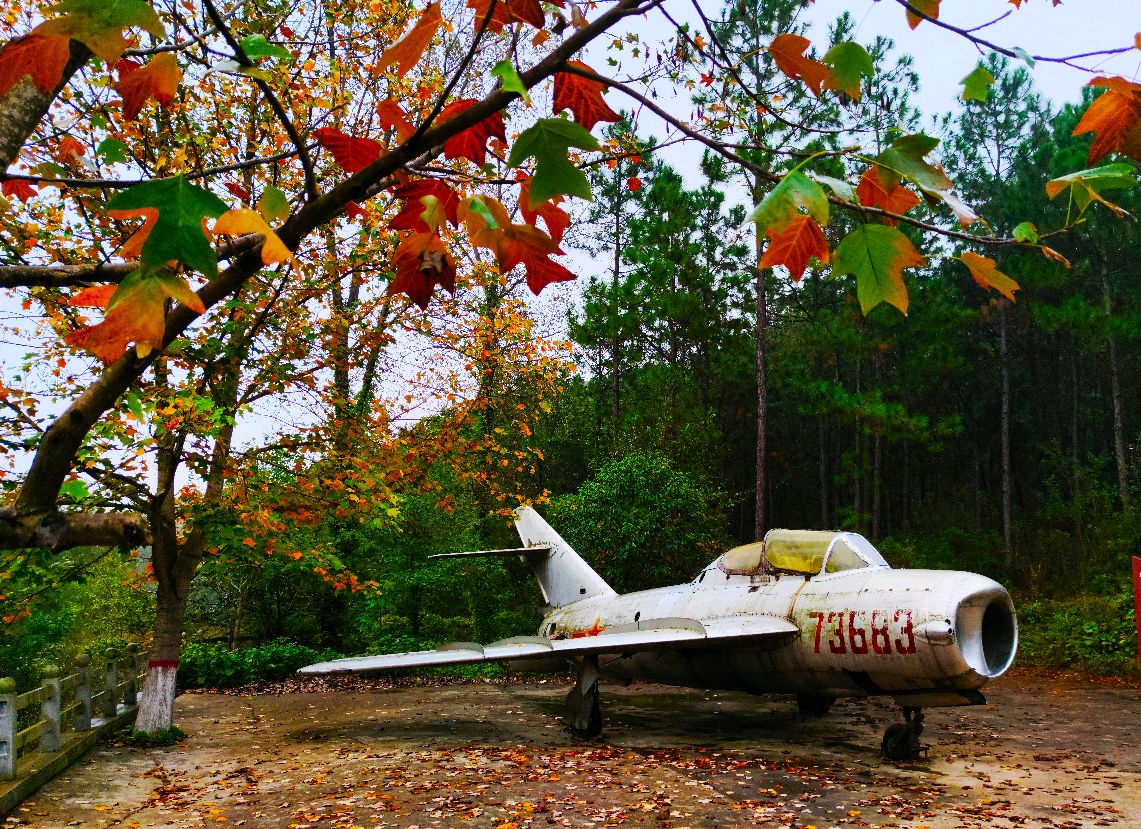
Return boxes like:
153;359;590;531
178;639;342;689
1016;592;1137;676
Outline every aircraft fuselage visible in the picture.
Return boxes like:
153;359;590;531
538;568;1017;707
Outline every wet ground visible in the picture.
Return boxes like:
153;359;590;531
8;670;1141;828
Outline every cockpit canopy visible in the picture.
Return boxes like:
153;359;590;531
716;530;889;578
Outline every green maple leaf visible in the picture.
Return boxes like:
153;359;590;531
257;186;290;222
1012;221;1039;243
876;134;952;194
43;0;163;62
876;134;980;226
491;60;530;103
822;42;874;100
748;170;829;233
1046;162;1136;217
960;65;995;102
832;224;925;316
239;34;294;62
506;118;599;207
106;175;228;277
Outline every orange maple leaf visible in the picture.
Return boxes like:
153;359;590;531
518;176;570;244
466;0;545;32
905;0;940;28
389;231;456;309
0;34;72;97
212;209;294;266
759;215;829;281
66;277;167;362
376;98;415;141
116;52;181;120
856;167;921;222
314;127;384;173
108;207;159;260
1072;76;1141;163
553;61;621;130
56;136;86;166
375;1;442;77
69;284;118;308
769;33;831;96
439;99;507;167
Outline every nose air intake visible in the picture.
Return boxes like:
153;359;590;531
956;587;1018;679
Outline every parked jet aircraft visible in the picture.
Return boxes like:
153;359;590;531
302;507;1018;760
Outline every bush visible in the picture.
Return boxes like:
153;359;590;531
1016;592;1138;676
178;639;342;689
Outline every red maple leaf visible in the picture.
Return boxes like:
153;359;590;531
759;215;829;281
1072;76;1141;163
2;179;37;201
389;179;460;231
497;224;577;295
389;231;456;309
518;176;570;244
553;61;621;130
224;181;251;201
0;34;71;97
314;127;384;173
466;0;545;33
439;99;506;167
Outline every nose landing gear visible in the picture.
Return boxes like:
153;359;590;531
882;706;926;761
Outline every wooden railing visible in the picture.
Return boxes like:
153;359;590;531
0;645;145;781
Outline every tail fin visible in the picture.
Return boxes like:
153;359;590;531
514;506;616;607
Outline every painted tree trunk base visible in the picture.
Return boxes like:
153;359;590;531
134;663;177;733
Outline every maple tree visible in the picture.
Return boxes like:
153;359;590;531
0;0;1138;732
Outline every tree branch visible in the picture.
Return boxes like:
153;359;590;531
0;507;150;550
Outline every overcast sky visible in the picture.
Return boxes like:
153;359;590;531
809;0;1141;112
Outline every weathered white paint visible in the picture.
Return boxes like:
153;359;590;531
134;665;177;733
303;508;1018;710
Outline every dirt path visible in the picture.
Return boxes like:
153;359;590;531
9;670;1140;828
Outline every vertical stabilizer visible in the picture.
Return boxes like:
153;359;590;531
514;506;616;607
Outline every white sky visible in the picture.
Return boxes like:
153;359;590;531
815;0;1141;111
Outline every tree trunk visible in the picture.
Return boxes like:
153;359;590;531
134;570;191;732
872;432;882;540
818;417;829;529
610;184;622;450
753;186;767;540
999;304;1013;568
1100;265;1131;509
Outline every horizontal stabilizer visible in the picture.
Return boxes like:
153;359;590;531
299;615;799;676
429;546;551;560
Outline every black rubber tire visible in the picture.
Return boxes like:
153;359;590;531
796;694;835;716
881;722;918;761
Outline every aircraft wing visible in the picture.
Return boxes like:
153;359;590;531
299;615;799;675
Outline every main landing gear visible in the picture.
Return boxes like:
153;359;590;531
564;655;603;738
881;706;925;761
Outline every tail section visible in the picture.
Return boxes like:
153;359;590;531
514;506;616;607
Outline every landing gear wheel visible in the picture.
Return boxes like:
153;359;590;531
796;694;835;716
565;685;602;738
565;655;603;738
881;707;925;761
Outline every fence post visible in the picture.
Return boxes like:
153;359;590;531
39;666;61;753
103;649;119;718
0;677;15;780
74;653;92;732
124;644;139;706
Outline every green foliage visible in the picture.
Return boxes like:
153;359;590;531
0;607;76;692
1017;593;1137;676
550;452;731;593
178;639;342;689
128;725;187;747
